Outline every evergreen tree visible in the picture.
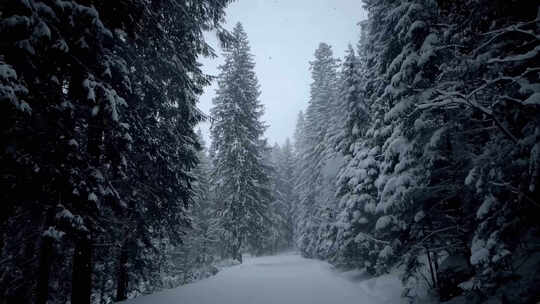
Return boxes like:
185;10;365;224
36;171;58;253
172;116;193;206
329;0;540;302
292;111;307;245
295;43;340;259
289;1;539;303
166;130;220;287
210;23;272;262
333;41;380;272
267;140;296;252
0;0;232;302
2;0;539;303
278;139;296;249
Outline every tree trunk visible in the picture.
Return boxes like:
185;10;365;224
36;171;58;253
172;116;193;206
237;250;243;264
72;234;92;304
433;251;439;288
232;243;242;263
237;236;243;263
115;238;129;302
36;207;55;304
426;247;437;290
36;237;52;304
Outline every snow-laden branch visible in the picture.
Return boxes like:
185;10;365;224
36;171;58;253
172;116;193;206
414;226;458;248
417;67;540;144
474;18;540;55
355;232;390;244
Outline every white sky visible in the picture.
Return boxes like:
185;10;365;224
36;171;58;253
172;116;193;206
198;0;367;146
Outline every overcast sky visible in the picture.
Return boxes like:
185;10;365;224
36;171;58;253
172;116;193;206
198;0;367;146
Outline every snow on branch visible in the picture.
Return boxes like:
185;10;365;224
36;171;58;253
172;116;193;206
474;18;540;55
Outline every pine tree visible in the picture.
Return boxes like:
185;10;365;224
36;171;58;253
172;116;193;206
0;0;232;302
295;43;340;259
267;141;296;252
423;1;540;301
165;130;220;287
210;23;272;262
191;131;220;268
292;111;306;246
278;139;296;249
332;40;381;271
332;0;540;302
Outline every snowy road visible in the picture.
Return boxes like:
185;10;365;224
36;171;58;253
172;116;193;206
123;253;406;304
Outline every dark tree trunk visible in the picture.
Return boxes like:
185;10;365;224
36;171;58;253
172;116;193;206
36;208;55;304
231;244;241;263
426;247;438;289
236;251;243;264
115;238;129;302
433;251;440;286
36;237;52;304
72;234;92;304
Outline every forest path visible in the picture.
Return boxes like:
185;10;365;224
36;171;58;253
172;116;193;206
123;253;406;304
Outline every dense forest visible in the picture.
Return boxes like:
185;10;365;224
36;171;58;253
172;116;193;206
294;1;540;303
1;0;539;303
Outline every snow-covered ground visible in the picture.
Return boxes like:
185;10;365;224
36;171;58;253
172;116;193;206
122;253;407;304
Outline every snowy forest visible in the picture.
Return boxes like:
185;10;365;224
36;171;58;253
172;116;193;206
1;0;539;304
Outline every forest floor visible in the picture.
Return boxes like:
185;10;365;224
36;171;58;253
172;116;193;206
122;253;407;304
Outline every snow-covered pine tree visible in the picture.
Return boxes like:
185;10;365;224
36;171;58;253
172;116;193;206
293;111;307;156
355;0;446;277
165;130;220;287
332;40;381;272
258;143;285;254
413;1;540;301
1;1;133;302
339;0;540;302
295;43;340;259
277;139;296;249
210;23;272;263
292;111;306;245
98;1;233;298
192;131;220;268
0;0;232;302
266;141;296;253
